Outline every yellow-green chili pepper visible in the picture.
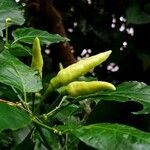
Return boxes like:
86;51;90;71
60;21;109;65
51;50;112;88
43;50;112;99
31;37;43;78
59;81;116;96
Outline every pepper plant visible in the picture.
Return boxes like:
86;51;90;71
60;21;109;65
0;1;150;150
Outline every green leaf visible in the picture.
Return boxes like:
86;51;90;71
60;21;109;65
72;123;150;150
12;27;69;45
12;132;34;150
0;83;20;101
0;37;5;52
9;43;32;57
0;50;42;93
69;81;150;114
126;0;150;24
55;104;79;124
0;132;13;148
38;128;62;150
0;0;25;36
0;103;32;132
0;0;20;8
12;126;31;147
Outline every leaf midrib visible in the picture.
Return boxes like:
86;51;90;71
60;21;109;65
79;124;150;142
12;35;64;44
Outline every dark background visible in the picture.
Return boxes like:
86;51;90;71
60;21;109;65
52;0;150;84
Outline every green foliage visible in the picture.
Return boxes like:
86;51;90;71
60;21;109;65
0;1;150;150
126;0;150;24
9;43;32;57
12;27;69;45
0;50;42;93
0;41;150;150
72;123;150;150
0;103;31;132
0;0;25;36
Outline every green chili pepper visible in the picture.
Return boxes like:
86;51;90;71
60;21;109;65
43;50;112;99
51;50;112;88
59;81;116;96
31;37;43;78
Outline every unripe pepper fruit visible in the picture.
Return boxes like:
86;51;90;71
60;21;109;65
59;81;116;96
31;37;43;78
51;50;112;88
43;50;113;99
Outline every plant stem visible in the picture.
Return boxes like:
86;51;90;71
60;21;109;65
23;90;32;113
11;86;24;102
11;86;32;114
5;18;11;47
62;134;68;150
34;84;54;113
43;97;78;120
43;95;67;118
31;93;35;112
32;116;60;134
